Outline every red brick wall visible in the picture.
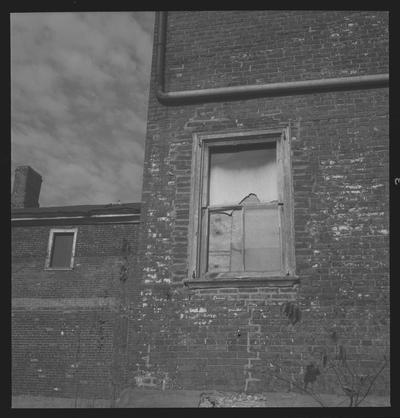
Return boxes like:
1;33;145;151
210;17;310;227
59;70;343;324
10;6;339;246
11;166;42;209
128;11;389;395
12;308;116;398
12;223;138;299
165;11;388;90
12;221;139;398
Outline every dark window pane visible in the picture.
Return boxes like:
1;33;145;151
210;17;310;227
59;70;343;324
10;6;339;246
209;143;277;206
244;206;281;272
50;233;74;268
208;209;242;272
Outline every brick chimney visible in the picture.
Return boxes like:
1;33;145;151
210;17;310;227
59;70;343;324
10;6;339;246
11;166;42;209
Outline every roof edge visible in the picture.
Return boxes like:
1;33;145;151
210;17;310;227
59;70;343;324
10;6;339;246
11;202;142;219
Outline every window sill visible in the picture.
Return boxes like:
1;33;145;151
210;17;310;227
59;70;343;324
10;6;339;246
183;276;299;289
44;267;74;271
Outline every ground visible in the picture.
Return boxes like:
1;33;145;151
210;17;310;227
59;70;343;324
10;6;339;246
12;389;390;408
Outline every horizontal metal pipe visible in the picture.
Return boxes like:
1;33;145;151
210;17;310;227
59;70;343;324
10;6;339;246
155;11;389;105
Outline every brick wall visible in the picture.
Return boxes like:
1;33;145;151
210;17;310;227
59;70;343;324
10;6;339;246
11;166;42;209
12;308;115;398
165;11;388;90
12;221;139;398
128;11;389;395
12;223;138;299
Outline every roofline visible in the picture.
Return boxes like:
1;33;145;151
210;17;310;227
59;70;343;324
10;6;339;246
11;202;141;225
12;202;140;215
11;213;141;226
11;213;140;221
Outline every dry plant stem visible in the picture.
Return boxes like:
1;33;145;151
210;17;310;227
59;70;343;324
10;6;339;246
330;365;348;402
341;361;356;406
328;357;387;407
74;327;82;408
329;364;345;392
334;397;350;407
269;364;326;407
354;359;387;407
343;359;355;390
274;373;326;407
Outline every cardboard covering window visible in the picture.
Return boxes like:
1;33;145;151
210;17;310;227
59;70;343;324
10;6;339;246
207;143;281;274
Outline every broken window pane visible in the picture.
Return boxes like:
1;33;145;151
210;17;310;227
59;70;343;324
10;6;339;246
202;140;283;276
209;143;277;206
244;206;281;272
208;209;242;272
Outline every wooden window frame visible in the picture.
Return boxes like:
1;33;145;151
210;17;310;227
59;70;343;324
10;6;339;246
186;129;297;288
44;228;78;270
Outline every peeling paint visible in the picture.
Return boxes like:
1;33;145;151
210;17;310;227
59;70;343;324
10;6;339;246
350;157;364;163
345;185;362;190
188;307;207;313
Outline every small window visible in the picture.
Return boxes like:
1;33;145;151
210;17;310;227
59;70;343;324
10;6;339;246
189;129;295;282
45;229;77;270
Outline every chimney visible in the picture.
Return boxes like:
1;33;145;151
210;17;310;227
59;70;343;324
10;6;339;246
11;166;42;209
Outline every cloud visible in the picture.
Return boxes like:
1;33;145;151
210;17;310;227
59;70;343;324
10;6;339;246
11;12;155;206
52;48;113;84
12;125;145;207
12;63;57;93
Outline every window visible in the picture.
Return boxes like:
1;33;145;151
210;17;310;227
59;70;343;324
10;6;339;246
188;129;295;283
45;228;78;270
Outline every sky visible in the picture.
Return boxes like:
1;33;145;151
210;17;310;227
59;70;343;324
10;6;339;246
11;12;155;207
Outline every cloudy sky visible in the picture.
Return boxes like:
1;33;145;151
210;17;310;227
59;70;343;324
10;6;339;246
11;12;155;207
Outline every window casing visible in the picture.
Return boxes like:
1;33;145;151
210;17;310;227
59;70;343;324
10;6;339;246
188;129;295;283
45;228;78;270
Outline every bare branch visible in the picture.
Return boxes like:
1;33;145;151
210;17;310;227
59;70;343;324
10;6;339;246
268;362;326;407
355;358;388;407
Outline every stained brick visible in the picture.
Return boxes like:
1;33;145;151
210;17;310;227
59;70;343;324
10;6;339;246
12;220;139;398
131;11;389;396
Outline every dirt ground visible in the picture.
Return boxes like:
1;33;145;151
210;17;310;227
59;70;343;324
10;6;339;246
12;389;390;408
